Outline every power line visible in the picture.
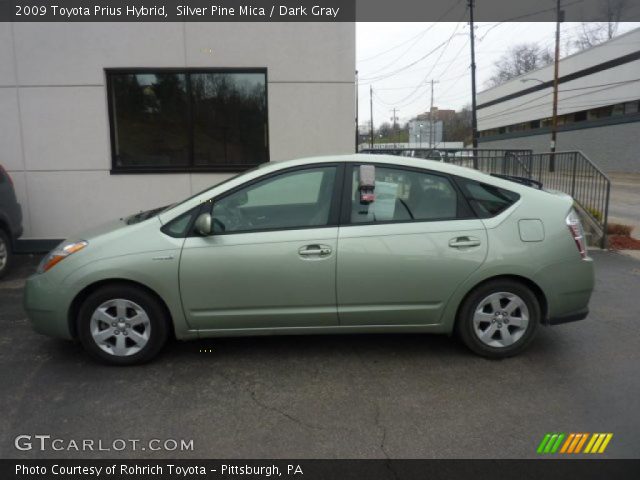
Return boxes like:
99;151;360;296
358;0;466;84
358;38;455;84
373;22;465;107
358;25;437;64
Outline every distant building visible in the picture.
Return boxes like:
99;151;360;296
408;119;443;146
477;28;640;173
417;107;456;123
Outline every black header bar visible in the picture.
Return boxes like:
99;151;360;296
2;0;640;22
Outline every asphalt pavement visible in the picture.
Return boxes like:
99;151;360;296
609;173;640;235
0;251;639;459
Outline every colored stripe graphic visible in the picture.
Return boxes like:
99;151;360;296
584;433;599;453
538;433;613;454
537;433;565;454
560;433;575;453
585;433;614;453
537;434;552;454
550;434;565;453
574;433;589;453
567;433;583;453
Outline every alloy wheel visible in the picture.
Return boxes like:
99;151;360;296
472;291;530;348
89;299;151;356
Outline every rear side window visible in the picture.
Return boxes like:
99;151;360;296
349;166;469;223
457;178;520;218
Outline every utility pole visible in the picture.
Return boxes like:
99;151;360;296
550;0;563;171
369;85;374;148
428;79;439;148
468;0;479;169
355;70;359;152
390;108;399;145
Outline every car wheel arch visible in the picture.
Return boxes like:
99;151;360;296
453;274;548;330
68;279;175;340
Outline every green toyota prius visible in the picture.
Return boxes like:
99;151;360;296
24;154;594;365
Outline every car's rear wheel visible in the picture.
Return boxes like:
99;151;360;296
77;284;169;365
0;229;12;279
456;279;540;358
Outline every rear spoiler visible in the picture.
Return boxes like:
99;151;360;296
490;173;543;190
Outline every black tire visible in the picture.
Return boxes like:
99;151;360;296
77;284;169;365
456;279;540;359
0;229;12;280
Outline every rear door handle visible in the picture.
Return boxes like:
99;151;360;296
298;244;332;257
449;236;481;248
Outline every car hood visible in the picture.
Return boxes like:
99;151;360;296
69;218;131;242
67;205;169;242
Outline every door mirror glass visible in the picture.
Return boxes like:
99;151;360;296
359;165;376;204
194;212;212;236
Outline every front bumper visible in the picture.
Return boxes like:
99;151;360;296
23;273;74;340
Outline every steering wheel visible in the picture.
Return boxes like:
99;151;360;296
213;204;253;232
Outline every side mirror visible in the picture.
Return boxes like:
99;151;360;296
194;213;212;236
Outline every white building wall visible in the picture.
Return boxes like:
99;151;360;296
0;22;355;239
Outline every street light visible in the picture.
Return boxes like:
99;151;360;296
418;123;424;148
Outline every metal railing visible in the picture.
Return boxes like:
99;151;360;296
358;147;533;164
448;150;611;248
359;147;611;247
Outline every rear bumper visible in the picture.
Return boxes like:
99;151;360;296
545;308;589;326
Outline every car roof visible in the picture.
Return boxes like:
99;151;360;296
271;153;511;186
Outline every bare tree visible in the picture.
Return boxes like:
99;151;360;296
487;43;554;87
573;0;628;51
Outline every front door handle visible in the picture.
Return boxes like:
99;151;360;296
449;236;481;248
298;244;332;257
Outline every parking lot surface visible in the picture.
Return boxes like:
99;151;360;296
0;251;639;459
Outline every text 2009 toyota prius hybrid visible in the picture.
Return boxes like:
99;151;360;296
24;154;594;365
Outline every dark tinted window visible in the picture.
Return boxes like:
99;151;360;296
191;73;267;167
458;179;520;218
108;70;268;173
350;166;460;223
110;73;190;168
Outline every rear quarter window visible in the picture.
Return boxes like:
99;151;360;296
457;178;520;218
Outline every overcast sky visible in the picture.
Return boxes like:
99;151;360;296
356;22;640;127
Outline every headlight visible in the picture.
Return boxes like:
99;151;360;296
37;240;88;274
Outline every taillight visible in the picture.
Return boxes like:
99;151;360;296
0;165;12;186
566;209;587;259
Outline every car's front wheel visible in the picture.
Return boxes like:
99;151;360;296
77;284;169;365
456;279;540;358
0;229;12;279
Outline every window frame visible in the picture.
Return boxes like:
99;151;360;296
186;162;346;237
106;67;270;174
339;163;476;227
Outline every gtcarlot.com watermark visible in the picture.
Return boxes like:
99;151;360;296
14;435;194;452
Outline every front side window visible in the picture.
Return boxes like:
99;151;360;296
211;166;337;233
108;69;268;173
350;166;459;224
